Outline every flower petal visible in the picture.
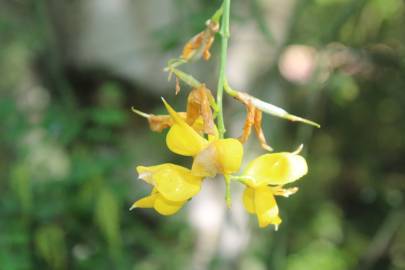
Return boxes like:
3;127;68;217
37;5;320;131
191;144;217;177
137;164;168;185
243;153;308;187
243;187;256;214
258;212;281;229
214;138;243;175
163;98;208;156
130;193;157;210
154;194;185;215
154;164;202;202
254;186;282;228
191;138;243;177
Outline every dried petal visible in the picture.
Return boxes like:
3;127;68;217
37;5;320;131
236;92;320;128
175;77;181;95
181;33;204;61
202;36;214;60
235;93;273;151
253;110;273;151
186;85;216;135
147;114;175;132
238;99;255;144
180;20;219;62
132;107;187;132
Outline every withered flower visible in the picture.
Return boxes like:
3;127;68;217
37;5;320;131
181;19;220;61
234;90;320;151
132;84;216;135
236;92;273;151
186;84;216;135
131;107;187;133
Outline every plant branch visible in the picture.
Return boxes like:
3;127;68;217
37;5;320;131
216;0;231;139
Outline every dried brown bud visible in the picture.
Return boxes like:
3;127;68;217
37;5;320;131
236;93;273;151
186;85;216;135
131;107;186;132
181;20;219;61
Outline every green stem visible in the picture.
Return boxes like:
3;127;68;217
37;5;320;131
225;175;232;208
216;0;232;207
216;0;231;139
224;79;238;97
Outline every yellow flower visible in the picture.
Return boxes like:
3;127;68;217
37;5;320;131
131;189;185;216
243;186;281;229
162;98;243;177
241;149;308;228
131;163;202;215
242;151;308;187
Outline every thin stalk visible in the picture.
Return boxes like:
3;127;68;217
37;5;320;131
216;0;231;205
225;175;232;208
216;0;231;139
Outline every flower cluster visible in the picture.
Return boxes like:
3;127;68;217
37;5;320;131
130;3;319;229
131;99;242;215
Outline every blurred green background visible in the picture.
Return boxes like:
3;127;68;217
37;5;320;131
1;0;405;269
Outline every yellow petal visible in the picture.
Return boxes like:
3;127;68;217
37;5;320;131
191;116;205;133
154;194;185;216
214;138;243;175
137;164;169;184
154;164;202;202
191;138;243;177
163;98;208;156
207;123;219;142
254;186;282;228
191;144;218;177
258;213;281;229
243;153;308;187
130;193;157;210
242;187;256;214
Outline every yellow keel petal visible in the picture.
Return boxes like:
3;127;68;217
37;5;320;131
243;187;256;214
254;186;282;228
214;138;243;175
130;193;157;210
154;165;202;202
154;194;185;216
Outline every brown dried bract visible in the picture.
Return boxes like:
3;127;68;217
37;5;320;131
186;85;216;135
175;77;181;95
239;98;255;144
235;92;273;151
148;112;187;132
181;20;219;61
133;110;187;132
182;34;204;60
